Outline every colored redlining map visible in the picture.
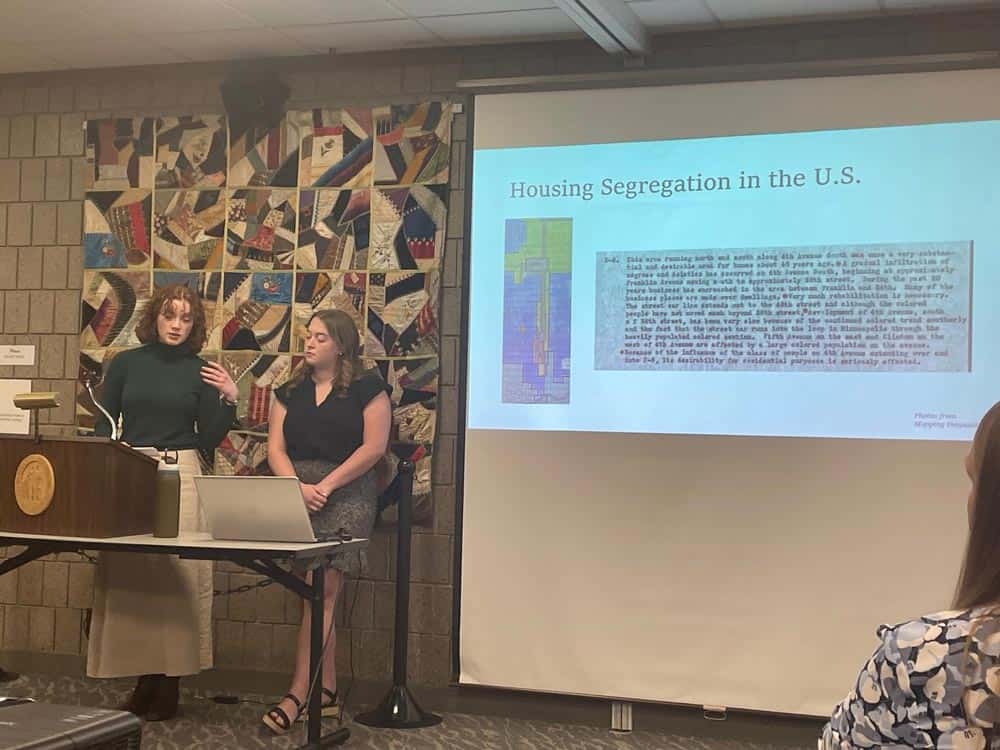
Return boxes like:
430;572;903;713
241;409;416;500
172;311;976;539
502;218;571;404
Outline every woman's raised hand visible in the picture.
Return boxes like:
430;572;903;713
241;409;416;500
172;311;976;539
200;361;238;403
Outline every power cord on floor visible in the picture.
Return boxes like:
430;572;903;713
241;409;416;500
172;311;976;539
339;560;364;720
302;550;366;728
198;549;365;728
299;569;342;731
202;571;342;723
198;591;339;727
207;694;270;707
290;560;363;742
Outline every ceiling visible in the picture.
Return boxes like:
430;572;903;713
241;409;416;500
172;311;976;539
0;0;996;75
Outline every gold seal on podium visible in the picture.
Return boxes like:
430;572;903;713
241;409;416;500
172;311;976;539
14;454;56;516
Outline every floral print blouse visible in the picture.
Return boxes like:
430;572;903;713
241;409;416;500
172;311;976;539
822;607;1000;749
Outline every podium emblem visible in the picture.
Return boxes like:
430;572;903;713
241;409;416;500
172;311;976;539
14;454;56;516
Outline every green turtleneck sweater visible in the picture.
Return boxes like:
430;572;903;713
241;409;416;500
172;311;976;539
93;342;236;451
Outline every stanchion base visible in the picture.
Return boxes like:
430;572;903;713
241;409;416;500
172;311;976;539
0;668;20;683
298;726;350;748
354;685;442;729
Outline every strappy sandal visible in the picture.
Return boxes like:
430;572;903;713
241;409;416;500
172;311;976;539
316;688;339;719
262;693;303;735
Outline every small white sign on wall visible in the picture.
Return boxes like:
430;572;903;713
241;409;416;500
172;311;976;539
0;345;36;367
0;379;32;435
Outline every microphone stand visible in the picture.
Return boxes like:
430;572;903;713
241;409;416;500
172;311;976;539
83;372;117;440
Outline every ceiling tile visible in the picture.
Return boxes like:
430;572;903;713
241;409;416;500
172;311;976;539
223;0;405;26
0;0;111;41
0;42;67;73
882;0;999;10
388;0;555;15
704;0;880;24
627;0;720;28
82;0;262;34
0;0;990;74
156;28;315;61
0;60;67;74
419;8;580;41
46;35;192;69
278;18;441;54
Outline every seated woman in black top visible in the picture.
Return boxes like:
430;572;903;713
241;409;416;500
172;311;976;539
263;309;392;734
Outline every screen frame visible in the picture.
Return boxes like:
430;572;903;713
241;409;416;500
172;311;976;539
450;60;1000;700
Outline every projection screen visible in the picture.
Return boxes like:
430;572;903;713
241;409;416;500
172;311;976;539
460;69;1000;716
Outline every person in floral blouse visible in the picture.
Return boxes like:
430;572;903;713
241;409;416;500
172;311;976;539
821;401;1000;749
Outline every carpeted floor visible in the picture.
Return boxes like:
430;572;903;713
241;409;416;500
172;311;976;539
0;673;818;750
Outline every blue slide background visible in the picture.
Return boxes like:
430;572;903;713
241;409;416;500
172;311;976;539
467;120;1000;440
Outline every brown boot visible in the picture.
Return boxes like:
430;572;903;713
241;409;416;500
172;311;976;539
143;676;179;722
118;674;158;715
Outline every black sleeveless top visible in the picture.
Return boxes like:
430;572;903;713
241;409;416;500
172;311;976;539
274;370;390;464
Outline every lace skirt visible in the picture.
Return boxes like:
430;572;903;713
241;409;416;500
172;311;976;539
292;459;377;575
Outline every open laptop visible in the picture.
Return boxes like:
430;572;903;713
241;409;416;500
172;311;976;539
193;476;317;543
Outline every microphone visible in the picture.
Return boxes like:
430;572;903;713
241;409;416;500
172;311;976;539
83;371;118;441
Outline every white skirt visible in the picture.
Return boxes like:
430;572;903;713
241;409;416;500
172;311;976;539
86;449;213;678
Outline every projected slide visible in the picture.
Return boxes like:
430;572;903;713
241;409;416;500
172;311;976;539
468;120;1000;440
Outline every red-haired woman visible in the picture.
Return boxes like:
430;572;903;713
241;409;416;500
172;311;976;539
88;284;237;721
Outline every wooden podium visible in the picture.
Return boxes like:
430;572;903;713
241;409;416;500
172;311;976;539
0;436;158;538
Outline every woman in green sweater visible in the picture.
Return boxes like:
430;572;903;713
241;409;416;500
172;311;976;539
88;283;238;721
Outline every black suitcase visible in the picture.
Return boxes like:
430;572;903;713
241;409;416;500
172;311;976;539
0;701;141;749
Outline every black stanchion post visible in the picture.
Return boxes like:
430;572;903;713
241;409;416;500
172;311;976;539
355;459;442;729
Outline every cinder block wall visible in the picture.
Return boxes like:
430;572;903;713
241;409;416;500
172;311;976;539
1;9;997;686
